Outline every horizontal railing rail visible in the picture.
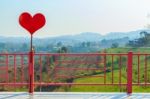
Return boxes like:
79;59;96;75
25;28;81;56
0;52;149;94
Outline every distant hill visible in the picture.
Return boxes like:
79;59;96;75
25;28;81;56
0;29;149;53
102;29;150;40
0;29;148;44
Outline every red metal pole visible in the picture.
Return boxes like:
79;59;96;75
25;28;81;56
47;55;51;81
112;55;114;84
39;55;42;85
21;55;24;85
127;51;133;94
119;55;122;92
29;35;34;94
14;55;16;89
29;49;34;93
119;55;122;86
137;54;140;84
103;51;106;84
6;55;9;83
145;55;147;85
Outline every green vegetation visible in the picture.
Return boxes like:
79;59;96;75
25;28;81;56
127;31;150;47
55;47;150;92
0;47;150;92
69;70;150;92
1;31;150;92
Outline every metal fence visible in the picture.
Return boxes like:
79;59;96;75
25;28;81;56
0;52;149;94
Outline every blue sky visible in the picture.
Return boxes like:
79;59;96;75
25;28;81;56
0;0;150;37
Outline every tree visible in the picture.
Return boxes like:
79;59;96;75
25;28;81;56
127;31;150;47
57;46;68;53
81;42;86;47
57;42;62;47
111;43;119;48
86;42;91;47
20;43;28;52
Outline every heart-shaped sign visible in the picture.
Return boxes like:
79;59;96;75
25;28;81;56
19;12;46;35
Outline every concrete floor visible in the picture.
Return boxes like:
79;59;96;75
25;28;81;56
0;92;150;99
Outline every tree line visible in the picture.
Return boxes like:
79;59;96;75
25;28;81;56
127;31;150;47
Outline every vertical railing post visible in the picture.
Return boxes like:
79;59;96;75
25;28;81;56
127;51;133;94
29;49;34;93
103;50;106;84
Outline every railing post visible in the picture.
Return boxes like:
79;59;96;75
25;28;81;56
127;51;133;94
29;49;34;93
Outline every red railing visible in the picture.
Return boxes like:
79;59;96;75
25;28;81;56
0;52;150;94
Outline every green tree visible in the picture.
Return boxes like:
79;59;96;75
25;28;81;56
57;46;68;53
57;42;62;47
111;43;119;48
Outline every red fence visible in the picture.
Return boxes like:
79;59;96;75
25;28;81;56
0;52;150;94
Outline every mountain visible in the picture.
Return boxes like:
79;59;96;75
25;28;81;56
0;37;29;43
0;29;149;44
39;29;149;44
0;29;149;53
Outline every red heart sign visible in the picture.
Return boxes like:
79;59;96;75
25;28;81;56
19;12;46;35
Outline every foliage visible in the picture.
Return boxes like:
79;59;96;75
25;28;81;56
111;43;119;48
127;31;150;47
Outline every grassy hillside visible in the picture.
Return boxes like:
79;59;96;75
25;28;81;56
69;70;150;92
